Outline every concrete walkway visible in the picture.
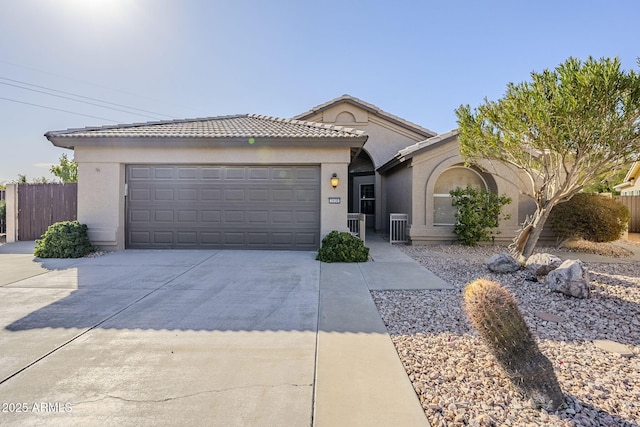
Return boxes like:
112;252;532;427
315;234;450;426
0;236;447;426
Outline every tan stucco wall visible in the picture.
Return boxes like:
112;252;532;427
381;164;413;230
304;103;428;230
392;138;526;245
74;144;352;250
76;162;125;250
302;104;426;169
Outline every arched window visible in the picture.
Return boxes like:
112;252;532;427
433;166;487;225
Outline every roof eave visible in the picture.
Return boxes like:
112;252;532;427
623;161;640;182
295;94;437;138
45;134;368;150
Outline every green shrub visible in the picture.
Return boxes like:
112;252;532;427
0;199;5;228
450;185;512;246
34;221;95;258
316;231;369;263
549;193;630;243
464;278;564;411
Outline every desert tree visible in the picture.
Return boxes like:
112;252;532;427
456;57;640;260
50;153;78;183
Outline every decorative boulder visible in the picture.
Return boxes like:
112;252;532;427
545;260;590;298
487;253;520;273
525;253;562;276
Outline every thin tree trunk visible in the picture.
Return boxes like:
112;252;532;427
518;206;553;261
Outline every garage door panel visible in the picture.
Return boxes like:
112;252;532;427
177;231;197;244
178;211;197;223
201;168;222;180
126;165;320;249
224;211;245;223
247;232;269;245
272;189;294;202
271;232;293;245
177;167;198;180
248;168;270;180
201;232;221;244
130;188;151;201
154;168;174;179
297;211;318;224
202;189;221;200
247;211;269;224
225;189;245;201
272;168;293;180
154;189;174;201
223;232;245;245
296;168;318;180
201;211;221;222
248;189;269;201
272;211;293;223
154;210;174;222
225;168;246;180
129;167;151;180
295;233;317;245
178;189;197;200
153;231;173;244
130;210;151;222
130;231;150;244
296;189;317;202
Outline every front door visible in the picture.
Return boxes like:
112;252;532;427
359;183;375;229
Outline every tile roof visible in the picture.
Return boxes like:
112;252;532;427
294;94;437;138
396;129;459;158
45;114;367;139
377;129;459;173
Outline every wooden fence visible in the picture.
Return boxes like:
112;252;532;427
0;189;5;234
615;195;640;233
15;183;77;240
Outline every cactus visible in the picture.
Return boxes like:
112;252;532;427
464;278;564;411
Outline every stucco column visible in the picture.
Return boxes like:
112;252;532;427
320;163;349;238
77;162;126;250
5;184;17;243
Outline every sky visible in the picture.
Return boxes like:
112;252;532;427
1;0;638;184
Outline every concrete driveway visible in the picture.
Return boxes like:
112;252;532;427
0;245;320;426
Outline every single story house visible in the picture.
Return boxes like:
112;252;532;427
614;161;640;195
45;95;534;251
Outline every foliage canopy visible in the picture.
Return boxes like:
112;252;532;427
316;230;369;263
450;185;511;246
34;221;94;258
50;154;78;183
549;193;630;243
456;57;640;259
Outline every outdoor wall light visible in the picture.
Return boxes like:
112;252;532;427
330;173;339;188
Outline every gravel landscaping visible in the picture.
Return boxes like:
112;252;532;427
372;243;640;427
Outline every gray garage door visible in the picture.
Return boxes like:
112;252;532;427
126;165;320;250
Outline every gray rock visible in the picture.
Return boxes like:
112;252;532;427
593;339;635;358
525;253;562;276
486;253;521;273
545;259;590;298
534;311;565;323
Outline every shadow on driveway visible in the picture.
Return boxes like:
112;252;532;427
3;249;322;333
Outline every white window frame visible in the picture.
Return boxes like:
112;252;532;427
359;183;375;215
433;166;488;226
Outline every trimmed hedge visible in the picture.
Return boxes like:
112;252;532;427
316;231;369;263
549;193;630;243
34;221;95;258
